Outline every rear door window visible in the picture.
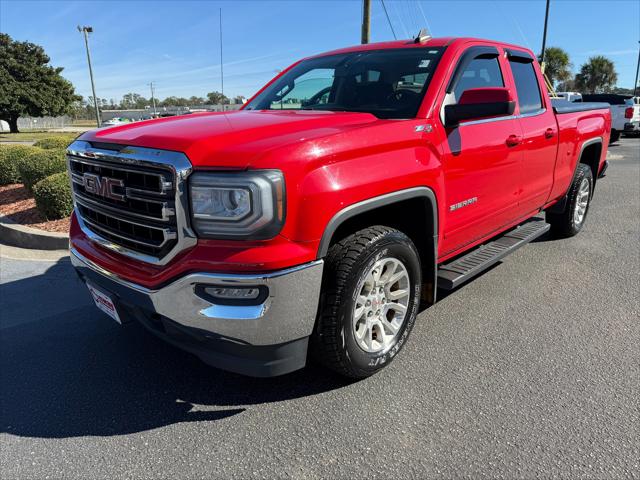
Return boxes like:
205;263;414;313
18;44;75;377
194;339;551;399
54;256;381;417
508;60;543;114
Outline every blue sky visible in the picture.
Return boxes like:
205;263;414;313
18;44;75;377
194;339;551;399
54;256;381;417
1;0;638;102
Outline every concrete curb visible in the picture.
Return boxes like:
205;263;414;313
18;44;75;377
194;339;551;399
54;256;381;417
0;214;68;250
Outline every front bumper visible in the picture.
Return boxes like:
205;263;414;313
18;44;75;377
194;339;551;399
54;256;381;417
70;248;324;377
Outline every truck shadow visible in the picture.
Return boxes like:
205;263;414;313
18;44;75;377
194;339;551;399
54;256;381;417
0;258;352;439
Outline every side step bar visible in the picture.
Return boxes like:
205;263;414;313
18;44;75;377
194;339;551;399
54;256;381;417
437;219;550;291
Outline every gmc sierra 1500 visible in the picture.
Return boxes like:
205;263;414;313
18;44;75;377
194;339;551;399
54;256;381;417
68;36;611;378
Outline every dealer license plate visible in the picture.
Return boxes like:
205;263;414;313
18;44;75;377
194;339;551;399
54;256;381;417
86;282;122;324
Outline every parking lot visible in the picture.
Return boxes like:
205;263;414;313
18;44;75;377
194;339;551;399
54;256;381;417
1;137;638;478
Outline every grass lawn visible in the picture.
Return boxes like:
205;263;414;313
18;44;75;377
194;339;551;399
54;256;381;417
0;131;87;142
72;119;98;127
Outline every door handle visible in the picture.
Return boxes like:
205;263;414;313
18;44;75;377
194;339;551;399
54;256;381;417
544;128;556;139
506;134;522;147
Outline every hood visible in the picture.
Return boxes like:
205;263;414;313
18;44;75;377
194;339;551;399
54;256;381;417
80;110;380;168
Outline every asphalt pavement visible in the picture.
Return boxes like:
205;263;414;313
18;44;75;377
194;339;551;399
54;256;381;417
1;138;638;479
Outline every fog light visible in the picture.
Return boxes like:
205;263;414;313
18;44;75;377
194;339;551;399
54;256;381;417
205;287;260;300
195;284;268;306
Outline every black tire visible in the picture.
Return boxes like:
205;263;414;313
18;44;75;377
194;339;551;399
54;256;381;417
609;129;620;144
312;226;422;378
546;163;593;238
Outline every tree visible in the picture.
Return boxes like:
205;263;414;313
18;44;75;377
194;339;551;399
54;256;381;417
575;56;618;94
0;33;79;132
160;96;189;107
120;92;148;109
188;96;205;106
556;78;576;92
206;91;229;105
542;47;572;87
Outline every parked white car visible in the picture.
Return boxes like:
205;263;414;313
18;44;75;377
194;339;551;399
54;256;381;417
101;117;131;127
623;97;640;136
556;91;583;103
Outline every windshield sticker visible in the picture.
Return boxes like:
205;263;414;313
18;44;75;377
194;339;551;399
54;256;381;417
418;59;431;68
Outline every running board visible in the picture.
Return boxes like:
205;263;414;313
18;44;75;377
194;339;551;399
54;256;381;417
437;219;550;291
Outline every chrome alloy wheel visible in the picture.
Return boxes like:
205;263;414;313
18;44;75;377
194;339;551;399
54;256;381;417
352;257;411;353
574;177;590;227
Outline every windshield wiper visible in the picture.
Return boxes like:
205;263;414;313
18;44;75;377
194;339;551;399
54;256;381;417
300;105;350;112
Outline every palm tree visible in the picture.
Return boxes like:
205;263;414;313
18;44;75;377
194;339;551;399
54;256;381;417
543;47;572;87
575;56;618;93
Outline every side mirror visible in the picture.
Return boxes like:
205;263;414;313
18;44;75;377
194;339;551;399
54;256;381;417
444;87;516;127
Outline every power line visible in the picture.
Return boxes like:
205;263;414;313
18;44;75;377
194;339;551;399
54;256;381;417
416;1;433;36
380;0;397;40
391;0;410;38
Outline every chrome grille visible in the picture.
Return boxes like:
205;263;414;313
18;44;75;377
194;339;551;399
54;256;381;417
67;140;196;264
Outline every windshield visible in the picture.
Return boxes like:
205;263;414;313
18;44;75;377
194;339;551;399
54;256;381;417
245;47;445;119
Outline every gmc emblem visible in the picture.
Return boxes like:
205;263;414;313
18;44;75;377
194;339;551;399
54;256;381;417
83;173;125;201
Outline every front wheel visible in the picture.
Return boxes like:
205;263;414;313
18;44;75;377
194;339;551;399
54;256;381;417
312;226;422;378
546;163;593;238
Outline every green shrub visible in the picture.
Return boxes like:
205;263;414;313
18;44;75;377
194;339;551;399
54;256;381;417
17;148;67;192
33;172;73;220
33;136;75;150
0;145;40;185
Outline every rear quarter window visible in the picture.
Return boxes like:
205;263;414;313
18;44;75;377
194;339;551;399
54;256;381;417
509;60;542;114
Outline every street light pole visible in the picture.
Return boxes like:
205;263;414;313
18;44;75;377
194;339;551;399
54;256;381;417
634;41;640;97
219;8;224;107
78;26;101;127
149;82;158;117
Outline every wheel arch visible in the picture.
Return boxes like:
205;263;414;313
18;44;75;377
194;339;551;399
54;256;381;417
548;136;603;214
317;187;439;305
578;136;603;185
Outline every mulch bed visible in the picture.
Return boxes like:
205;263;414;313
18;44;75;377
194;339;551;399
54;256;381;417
0;184;70;233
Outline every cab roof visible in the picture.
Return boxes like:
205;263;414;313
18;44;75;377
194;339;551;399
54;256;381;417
308;37;535;59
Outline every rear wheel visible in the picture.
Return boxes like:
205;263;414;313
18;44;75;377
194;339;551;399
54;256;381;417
546;163;593;238
312;226;421;378
610;129;620;144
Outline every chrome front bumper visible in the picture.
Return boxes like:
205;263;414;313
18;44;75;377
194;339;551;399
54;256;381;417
70;248;324;347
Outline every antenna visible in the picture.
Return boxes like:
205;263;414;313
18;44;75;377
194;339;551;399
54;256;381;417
414;28;431;44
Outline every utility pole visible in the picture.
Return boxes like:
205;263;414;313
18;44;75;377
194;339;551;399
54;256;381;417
219;7;224;108
361;0;370;44
149;82;157;117
539;0;551;73
78;26;101;127
634;41;640;97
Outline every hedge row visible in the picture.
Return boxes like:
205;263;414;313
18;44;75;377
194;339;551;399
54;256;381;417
17;149;68;193
33;172;74;220
0;143;74;220
0;145;40;185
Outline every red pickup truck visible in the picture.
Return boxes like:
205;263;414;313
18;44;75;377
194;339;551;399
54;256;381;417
68;36;611;378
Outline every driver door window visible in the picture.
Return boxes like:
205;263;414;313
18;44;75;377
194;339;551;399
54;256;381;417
453;57;504;101
270;69;334;109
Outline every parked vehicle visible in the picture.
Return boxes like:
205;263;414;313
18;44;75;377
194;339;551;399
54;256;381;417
556;91;582;103
101;117;132;127
582;93;632;143
623;96;640;136
68;36;611;378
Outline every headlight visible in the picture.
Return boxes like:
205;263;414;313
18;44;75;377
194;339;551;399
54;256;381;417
189;170;285;239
